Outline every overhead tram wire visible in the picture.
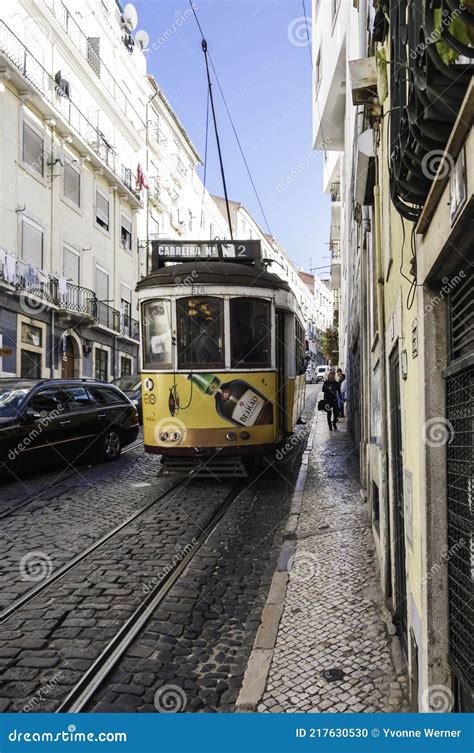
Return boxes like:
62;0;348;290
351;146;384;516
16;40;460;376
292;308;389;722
189;0;272;237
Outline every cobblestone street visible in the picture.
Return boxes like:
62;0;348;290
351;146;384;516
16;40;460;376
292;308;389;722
250;414;410;713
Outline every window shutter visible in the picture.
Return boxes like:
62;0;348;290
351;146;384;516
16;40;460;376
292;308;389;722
96;191;109;225
95;268;109;300
23;122;44;176
63;248;80;284
121;215;132;234
120;284;132;303
22;221;43;267
64;163;80;205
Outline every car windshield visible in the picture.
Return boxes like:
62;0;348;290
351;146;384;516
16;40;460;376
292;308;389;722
113;377;140;392
0;387;31;417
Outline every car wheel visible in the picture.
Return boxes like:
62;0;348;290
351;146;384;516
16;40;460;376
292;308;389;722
100;429;122;461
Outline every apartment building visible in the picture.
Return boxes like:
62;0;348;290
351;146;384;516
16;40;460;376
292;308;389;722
212;196;332;364
0;0;229;381
313;0;473;712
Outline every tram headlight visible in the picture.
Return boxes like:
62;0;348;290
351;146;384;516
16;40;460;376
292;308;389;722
160;431;169;441
225;431;237;441
170;431;181;442
240;431;250;440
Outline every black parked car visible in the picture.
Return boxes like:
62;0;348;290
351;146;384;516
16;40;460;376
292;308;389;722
112;376;142;423
0;379;139;479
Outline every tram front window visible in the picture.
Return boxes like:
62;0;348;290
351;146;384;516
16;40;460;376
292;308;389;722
177;297;224;369
142;300;172;370
230;298;271;368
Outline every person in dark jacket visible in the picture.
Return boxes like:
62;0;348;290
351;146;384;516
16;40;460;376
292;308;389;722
322;370;341;431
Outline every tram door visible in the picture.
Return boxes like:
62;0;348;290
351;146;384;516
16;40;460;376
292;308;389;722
275;310;286;438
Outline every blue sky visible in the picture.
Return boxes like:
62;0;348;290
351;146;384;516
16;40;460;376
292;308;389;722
134;0;331;275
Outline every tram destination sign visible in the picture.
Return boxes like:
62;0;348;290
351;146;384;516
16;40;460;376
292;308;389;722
151;239;261;266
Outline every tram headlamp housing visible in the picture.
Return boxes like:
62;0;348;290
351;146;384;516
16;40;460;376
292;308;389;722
160;432;169;441
170;432;180;442
240;431;250;440
225;431;237;441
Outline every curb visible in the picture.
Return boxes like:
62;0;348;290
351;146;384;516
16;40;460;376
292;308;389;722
235;409;319;712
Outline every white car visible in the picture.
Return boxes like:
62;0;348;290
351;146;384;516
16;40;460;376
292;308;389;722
315;365;329;383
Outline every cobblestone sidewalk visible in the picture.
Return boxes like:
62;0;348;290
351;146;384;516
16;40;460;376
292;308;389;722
246;413;410;713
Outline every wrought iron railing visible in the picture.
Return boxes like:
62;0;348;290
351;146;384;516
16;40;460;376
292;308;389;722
149;176;161;203
0;256;139;340
0;21;141;204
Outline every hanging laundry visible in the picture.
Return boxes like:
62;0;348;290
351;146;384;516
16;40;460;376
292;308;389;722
4;253;17;284
37;269;49;284
136;163;149;191
58;276;68;297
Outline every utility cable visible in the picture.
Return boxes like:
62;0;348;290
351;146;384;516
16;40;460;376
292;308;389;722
189;0;272;236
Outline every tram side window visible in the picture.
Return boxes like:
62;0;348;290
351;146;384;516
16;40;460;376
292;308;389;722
295;319;307;375
230;298;271;368
177;297;224;369
142;300;172;370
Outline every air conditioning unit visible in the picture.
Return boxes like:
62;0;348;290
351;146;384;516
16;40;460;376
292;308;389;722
349;57;378;105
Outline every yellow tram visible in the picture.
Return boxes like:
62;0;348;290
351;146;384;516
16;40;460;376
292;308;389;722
137;240;306;475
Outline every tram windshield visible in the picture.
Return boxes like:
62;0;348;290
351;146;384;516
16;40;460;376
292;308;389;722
230;298;271;368
177;297;224;369
142;300;172;370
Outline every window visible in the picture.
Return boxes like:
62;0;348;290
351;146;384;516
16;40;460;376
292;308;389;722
22;121;44;176
295;318;307;375
149;215;159;240
95;267;109;302
91;386;126;405
230;298;271;368
22;220;43;268
63;385;100;409
121;214;132;250
121;284;132;335
87;37;100;76
95;348;109;381
315;48;322;94
95;189;109;231
21;323;42;347
120;356;132;376
20;350;41;379
64;162;81;207
142;300;172;370
27;387;66;414
177;297;224;370
63;248;80;285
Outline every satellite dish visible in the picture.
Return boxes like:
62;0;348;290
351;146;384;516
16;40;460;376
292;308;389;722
358;128;375;157
122;3;138;30
135;30;149;51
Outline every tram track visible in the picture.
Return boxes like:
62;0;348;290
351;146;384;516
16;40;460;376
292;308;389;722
56;479;247;712
0;439;143;522
0;473;184;624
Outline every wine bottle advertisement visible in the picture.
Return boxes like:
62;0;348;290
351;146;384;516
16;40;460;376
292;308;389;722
141;372;278;448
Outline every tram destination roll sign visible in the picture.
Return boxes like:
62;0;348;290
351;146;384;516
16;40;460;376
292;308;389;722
152;239;261;266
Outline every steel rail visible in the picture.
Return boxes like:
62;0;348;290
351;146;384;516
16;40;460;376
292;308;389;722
0;440;143;522
56;479;248;712
0;476;185;624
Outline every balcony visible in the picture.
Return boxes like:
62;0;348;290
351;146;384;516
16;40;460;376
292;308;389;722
0;21;142;208
0;253;139;341
40;0;144;135
149;122;168;153
148;176;165;209
330;182;341;202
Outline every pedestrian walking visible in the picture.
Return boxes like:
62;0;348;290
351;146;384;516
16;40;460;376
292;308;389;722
338;372;346;418
322;370;341;431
